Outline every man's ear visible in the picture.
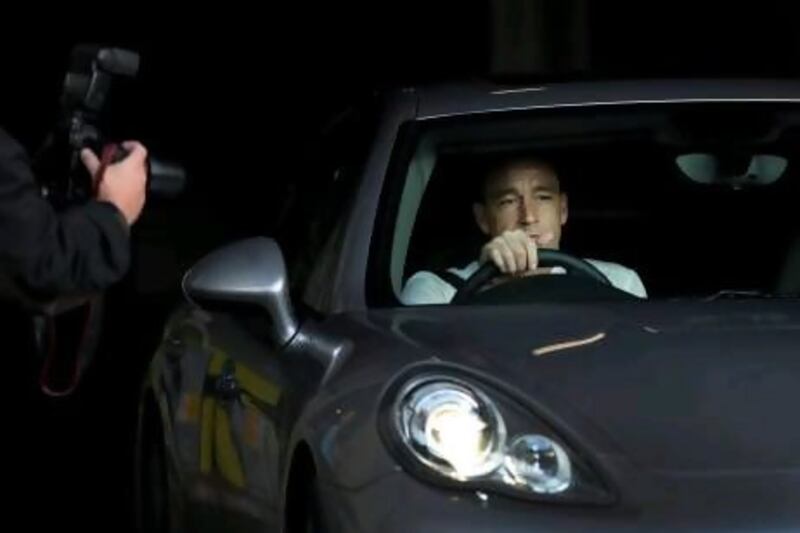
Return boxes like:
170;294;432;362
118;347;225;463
473;203;491;235
560;193;569;225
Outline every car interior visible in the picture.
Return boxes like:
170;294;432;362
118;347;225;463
392;102;800;303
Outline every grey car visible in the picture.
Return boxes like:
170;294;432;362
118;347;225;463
135;80;800;532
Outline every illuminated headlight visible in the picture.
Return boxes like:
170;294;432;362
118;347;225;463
387;376;609;502
399;382;506;480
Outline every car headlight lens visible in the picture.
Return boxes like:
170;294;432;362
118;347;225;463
505;435;572;494
401;382;505;479
388;375;611;503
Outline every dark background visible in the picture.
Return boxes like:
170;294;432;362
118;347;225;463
3;2;800;528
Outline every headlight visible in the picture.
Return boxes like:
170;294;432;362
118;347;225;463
386;374;612;504
400;381;506;480
505;435;572;494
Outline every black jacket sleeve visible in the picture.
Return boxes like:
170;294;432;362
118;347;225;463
0;127;131;299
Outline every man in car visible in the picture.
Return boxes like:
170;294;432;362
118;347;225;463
401;156;647;304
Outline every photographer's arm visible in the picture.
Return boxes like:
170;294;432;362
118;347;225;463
0;128;144;300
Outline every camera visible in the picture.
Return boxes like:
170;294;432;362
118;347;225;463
34;44;187;208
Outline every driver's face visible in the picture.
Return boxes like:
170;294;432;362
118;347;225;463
473;163;568;248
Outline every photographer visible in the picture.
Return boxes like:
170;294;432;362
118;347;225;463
0;126;147;300
0;125;149;526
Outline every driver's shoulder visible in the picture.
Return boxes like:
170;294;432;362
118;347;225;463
400;261;479;305
585;258;634;275
402;260;478;289
585;258;646;297
447;261;480;280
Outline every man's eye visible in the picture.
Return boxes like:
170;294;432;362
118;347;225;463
537;194;554;201
498;197;516;207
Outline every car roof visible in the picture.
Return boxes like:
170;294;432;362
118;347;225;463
411;79;800;120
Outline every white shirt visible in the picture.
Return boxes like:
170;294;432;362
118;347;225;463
400;258;647;305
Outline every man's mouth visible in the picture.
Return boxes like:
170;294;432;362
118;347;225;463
529;232;556;247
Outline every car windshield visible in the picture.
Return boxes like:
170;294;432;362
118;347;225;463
373;101;800;306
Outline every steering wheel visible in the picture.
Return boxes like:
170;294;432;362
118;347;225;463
452;249;611;304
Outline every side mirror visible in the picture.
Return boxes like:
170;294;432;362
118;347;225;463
182;237;298;346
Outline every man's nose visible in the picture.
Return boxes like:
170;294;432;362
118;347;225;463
519;198;538;223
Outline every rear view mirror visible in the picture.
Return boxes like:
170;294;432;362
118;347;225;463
676;153;787;187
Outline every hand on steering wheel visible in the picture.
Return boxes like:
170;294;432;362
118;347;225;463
452;249;611;304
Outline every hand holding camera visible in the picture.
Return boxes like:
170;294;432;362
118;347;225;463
80;141;148;226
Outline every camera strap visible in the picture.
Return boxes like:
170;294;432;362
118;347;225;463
37;295;104;397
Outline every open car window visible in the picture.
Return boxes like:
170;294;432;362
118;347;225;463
371;102;800;306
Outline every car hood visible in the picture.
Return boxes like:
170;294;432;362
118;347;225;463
380;300;800;473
